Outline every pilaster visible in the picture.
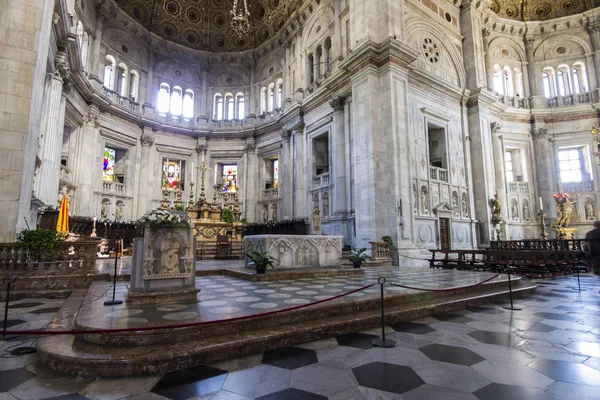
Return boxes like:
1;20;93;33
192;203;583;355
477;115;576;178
137;130;155;216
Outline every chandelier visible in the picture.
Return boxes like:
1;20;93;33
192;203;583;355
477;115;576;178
231;0;251;38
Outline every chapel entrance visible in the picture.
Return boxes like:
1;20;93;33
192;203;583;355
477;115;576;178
439;217;450;252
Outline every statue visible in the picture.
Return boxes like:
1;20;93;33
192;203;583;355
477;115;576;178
272;203;277;222
263;204;268;223
421;187;429;214
523;201;531;221
312;195;321;231
413;183;418;214
511;200;519;221
489;194;501;225
452;192;459;217
323;193;329;217
101;200;110;220
160;232;181;273
585;200;595;220
115;202;123;221
462;193;468;217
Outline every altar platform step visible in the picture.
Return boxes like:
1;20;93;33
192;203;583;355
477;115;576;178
197;240;244;260
36;276;536;377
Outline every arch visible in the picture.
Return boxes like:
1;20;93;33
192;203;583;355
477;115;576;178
324;37;332;74
235;92;245;119
308;53;315;84
259;87;267;114
76;21;84;47
213;93;224;120
224;92;234;120
103;55;116;90
488;36;526;63
276;78;283;108
533;35;592;61
154;58;201;86
102;28;148;68
267;82;275;111
157;83;171;114
302;5;335;50
81;31;89;70
170;86;183;116
116;62;128;97
183;89;194;119
129;70;139;101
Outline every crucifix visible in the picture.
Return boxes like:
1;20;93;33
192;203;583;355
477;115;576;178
196;162;211;206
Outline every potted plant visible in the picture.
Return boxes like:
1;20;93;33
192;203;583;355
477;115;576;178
381;235;399;266
349;246;371;268
222;208;235;224
16;229;61;262
246;250;276;274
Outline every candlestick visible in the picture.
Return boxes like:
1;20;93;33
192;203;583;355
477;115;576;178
538;210;548;240
539;196;543;211
91;216;97;238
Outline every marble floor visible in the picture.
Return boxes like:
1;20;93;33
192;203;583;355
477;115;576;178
77;267;507;329
1;270;599;399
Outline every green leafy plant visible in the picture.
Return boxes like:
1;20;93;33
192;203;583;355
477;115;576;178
381;235;394;250
15;229;61;260
174;204;186;211
222;208;235;223
240;217;248;224
349;246;371;268
137;209;189;228
246;250;276;273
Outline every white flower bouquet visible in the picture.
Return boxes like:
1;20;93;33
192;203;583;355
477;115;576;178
137;209;189;228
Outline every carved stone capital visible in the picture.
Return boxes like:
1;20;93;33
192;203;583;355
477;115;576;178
140;132;155;147
280;129;292;142
482;28;491;38
490;122;502;135
244;139;256;153
54;52;72;94
329;95;345;112
530;127;548;140
524;36;536;48
195;143;208;154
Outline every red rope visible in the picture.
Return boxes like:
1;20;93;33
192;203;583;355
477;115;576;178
388;272;502;292
3;283;374;336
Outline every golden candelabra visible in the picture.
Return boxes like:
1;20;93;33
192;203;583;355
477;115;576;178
538;210;548;240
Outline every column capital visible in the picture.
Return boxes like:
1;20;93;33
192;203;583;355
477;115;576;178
54;52;72;94
140;132;155;147
329;95;345;112
244;138;256;154
523;36;536;48
84;109;99;128
530;127;548;141
280;129;292;142
490;122;502;135
482;28;491;38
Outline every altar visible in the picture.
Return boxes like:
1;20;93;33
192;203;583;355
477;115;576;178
244;235;343;268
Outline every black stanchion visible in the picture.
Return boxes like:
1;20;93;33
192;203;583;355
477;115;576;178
104;229;123;306
2;276;17;339
503;267;521;311
570;265;587;292
372;277;396;348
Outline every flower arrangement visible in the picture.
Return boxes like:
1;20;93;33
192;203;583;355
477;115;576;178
553;192;570;205
137;209;188;228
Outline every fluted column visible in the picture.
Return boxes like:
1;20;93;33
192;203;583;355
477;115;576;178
532;128;554;215
248;67;256;117
90;13;104;79
524;37;538;97
482;28;493;90
243;140;257;221
330;96;347;214
75;109;99;216
586;22;600;91
491;123;508;220
200;69;208;118
280;129;292;219
35;55;70;207
144;53;155;106
137;131;155;216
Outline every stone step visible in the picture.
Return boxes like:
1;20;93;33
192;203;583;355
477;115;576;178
36;281;537;377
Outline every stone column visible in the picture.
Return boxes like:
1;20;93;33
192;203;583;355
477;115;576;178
330;96;347;214
200;69;208;118
292;123;307;218
283;43;290;101
532;128;554;214
89;12;104;80
524;37;539;97
75;109;100;217
136;131;155;216
35;54;70;207
482;28;494;90
248;67;256;117
243;140;257;221
460;2;487;89
144;52;155;107
586;22;600;92
491;123;508;220
280;129;292;219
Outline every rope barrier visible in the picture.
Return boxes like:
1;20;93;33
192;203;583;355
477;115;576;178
510;263;573;280
388;272;502;292
2;283;374;336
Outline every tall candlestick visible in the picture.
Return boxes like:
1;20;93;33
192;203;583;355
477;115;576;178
539;196;543;211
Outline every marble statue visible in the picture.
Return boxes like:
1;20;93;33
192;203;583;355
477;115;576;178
462;193;468;217
489;194;501;223
511;200;519;220
101;201;109;220
413;183;418;214
523;201;531;221
160;232;181;273
421;187;428;213
312;194;321;231
323;193;329;217
452;192;459;217
586;200;595;220
115;202;123;221
263;204;268;223
272;203;277;222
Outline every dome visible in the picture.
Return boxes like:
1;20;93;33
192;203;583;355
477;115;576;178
490;0;599;21
113;0;299;52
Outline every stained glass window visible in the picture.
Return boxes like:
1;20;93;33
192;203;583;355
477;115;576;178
162;159;184;190
222;165;237;192
103;147;116;181
273;160;279;189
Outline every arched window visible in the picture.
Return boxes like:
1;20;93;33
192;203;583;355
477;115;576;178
170;86;183;116
315;46;323;81
276;79;283;108
493;65;503;95
513;68;523;97
502;66;512;96
267;83;275;112
236;92;245;119
157;83;170;114
81;32;89;70
572;68;581;94
103;55;116;90
259;87;267;114
129;71;139;101
308;53;314;84
225;93;234;120
183;89;194;119
214;93;223;120
76;21;84;48
116;63;128;97
542;71;552;98
556;70;566;96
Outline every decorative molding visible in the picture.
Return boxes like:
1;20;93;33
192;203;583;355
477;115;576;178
530;127;547;140
329;96;345;112
140;132;155;147
54;52;72;94
490;121;502;135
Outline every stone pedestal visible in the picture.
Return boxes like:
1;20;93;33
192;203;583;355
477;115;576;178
129;225;198;305
244;235;343;268
553;227;577;240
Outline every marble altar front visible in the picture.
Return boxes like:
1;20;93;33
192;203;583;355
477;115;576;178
129;225;199;305
244;235;343;268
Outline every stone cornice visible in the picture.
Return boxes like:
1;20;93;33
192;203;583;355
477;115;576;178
339;38;420;76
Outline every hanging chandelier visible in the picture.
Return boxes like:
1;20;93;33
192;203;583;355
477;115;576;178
231;0;251;38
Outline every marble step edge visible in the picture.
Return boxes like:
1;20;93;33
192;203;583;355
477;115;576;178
74;277;522;346
36;284;537;377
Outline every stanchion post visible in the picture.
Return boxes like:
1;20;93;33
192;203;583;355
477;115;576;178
104;223;123;306
503;267;521;311
372;277;396;348
2;276;17;339
571;265;587;292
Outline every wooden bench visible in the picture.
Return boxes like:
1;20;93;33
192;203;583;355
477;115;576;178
484;250;584;277
428;250;488;270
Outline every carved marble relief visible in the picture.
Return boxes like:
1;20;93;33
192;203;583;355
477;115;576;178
522;199;531;221
322;192;329;218
312;194;321;231
413;183;418;215
511;199;519;221
421;186;429;215
244;235;343;268
461;192;468;218
143;227;194;280
451;191;459;217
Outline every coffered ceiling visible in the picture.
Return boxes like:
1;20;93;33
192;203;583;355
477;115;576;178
113;0;300;52
490;0;599;21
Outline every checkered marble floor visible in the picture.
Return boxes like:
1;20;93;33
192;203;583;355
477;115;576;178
1;271;599;400
76;267;507;329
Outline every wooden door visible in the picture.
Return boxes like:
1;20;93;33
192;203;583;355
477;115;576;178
439;218;450;252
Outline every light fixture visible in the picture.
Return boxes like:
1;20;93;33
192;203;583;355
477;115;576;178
231;0;250;39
